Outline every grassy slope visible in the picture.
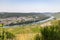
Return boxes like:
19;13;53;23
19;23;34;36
0;20;52;40
3;21;51;40
2;24;41;40
5;24;41;34
44;13;60;19
0;21;52;40
52;13;60;19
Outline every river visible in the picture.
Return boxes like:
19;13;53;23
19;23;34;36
3;16;55;28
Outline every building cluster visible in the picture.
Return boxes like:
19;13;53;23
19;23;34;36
0;16;39;25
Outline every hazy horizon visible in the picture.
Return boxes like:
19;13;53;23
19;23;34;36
0;0;60;12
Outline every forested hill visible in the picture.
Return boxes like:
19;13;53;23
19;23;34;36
0;12;49;18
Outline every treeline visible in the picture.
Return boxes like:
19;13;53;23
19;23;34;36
0;12;48;18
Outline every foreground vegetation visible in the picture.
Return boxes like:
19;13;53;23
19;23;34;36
35;20;60;40
0;20;60;40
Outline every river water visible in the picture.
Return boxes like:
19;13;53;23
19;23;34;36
2;16;54;28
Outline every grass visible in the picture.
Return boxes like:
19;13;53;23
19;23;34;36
34;20;60;40
1;23;41;40
40;26;60;40
4;24;41;34
1;20;60;40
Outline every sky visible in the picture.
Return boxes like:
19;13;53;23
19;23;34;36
0;0;60;12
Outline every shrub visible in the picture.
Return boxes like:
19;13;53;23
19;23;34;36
35;20;60;40
40;26;60;40
0;31;16;40
34;34;41;40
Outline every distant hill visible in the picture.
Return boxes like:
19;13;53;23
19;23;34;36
0;12;60;19
43;12;54;16
52;12;60;19
0;12;49;18
43;12;60;19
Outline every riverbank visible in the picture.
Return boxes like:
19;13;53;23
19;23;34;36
2;16;54;28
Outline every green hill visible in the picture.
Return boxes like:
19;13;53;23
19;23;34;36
52;12;60;19
0;12;49;18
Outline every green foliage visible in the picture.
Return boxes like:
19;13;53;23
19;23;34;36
1;20;60;40
34;34;41;40
5;31;15;39
0;13;47;18
51;20;60;26
53;13;60;19
34;20;60;40
40;26;60;40
0;30;16;40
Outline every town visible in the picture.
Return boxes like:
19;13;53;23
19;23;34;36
0;16;41;26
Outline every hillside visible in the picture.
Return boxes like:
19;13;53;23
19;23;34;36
52;12;60;19
43;12;60;19
0;12;49;18
0;12;51;26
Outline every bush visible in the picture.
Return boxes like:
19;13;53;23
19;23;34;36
34;20;60;40
40;26;60;40
34;34;41;40
0;31;16;40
